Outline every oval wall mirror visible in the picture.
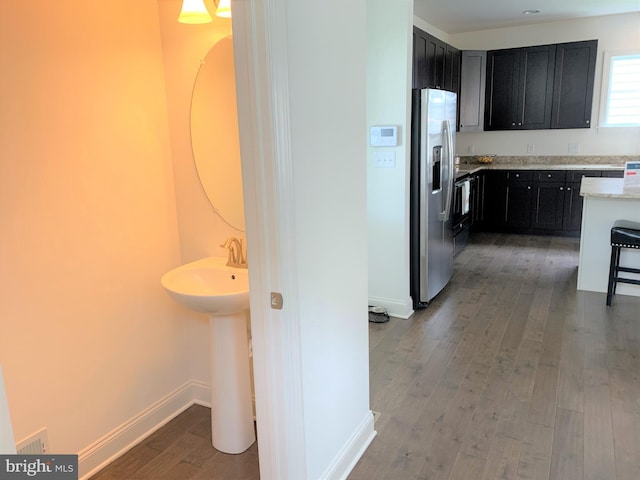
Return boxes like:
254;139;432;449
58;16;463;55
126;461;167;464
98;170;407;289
190;36;245;231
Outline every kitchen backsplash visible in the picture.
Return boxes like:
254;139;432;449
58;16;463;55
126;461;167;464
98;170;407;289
459;155;636;166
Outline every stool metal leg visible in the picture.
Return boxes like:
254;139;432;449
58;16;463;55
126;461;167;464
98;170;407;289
606;245;619;306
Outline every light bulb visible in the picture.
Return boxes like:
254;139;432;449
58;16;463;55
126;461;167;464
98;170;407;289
178;0;213;24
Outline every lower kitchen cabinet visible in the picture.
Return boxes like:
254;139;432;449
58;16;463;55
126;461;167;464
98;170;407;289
505;171;534;229
562;182;583;231
481;171;507;230
472;168;624;237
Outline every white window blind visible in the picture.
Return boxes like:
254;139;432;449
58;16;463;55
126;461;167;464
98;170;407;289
605;54;640;126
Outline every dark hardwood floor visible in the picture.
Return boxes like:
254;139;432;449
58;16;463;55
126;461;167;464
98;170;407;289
89;233;640;480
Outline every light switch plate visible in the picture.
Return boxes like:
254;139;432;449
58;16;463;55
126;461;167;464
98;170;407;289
374;151;396;168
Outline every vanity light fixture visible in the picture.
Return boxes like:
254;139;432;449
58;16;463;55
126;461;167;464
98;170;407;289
178;0;212;24
215;0;231;18
522;9;540;15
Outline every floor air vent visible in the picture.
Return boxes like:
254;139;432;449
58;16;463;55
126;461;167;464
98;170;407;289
16;428;49;454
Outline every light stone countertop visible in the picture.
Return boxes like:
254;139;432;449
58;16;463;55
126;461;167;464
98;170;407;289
455;163;624;179
580;177;640;199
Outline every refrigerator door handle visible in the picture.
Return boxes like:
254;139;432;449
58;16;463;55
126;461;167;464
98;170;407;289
441;119;454;221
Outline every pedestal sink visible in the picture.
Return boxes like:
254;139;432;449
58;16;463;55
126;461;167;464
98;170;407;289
161;257;255;454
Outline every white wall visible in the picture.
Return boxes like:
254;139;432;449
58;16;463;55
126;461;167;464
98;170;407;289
0;0;193;474
284;1;373;477
234;0;374;477
367;0;415;319
450;13;640;157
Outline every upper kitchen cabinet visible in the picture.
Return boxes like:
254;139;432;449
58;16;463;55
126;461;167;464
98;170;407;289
485;45;556;130
413;27;460;93
459;51;486;132
482;40;597;131
551;40;598;129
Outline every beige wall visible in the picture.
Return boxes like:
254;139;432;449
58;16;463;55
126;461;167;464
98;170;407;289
156;0;237;386
0;0;189;463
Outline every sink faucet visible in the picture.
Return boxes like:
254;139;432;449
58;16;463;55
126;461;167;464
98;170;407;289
221;237;248;268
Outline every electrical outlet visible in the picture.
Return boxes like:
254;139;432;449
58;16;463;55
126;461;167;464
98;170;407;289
374;151;396;168
568;143;580;154
468;145;476;154
527;143;535;153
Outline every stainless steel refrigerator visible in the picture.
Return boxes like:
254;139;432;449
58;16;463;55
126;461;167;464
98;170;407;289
410;88;457;308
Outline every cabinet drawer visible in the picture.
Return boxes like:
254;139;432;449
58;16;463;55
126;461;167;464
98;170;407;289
566;170;601;182
535;170;567;182
506;170;533;182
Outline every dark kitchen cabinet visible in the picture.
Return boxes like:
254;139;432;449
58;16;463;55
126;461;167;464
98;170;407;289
485;45;556;130
531;171;566;231
483;40;597;131
427;35;446;90
412;27;460;93
481;171;507;229
413;28;428;89
551;40;598;129
505;171;534;229
445;45;461;93
478;168;623;236
563;182;584;231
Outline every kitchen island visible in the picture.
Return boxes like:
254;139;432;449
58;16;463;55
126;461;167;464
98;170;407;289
578;177;640;297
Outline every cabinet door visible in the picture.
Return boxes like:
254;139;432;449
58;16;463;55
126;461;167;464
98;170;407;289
460;51;486;132
413;27;428;89
551;40;598;129
485;49;520;130
518;45;556;129
532;182;565;230
483;171;507;229
445;45;461;93
505;181;532;229
563;183;583;231
427;35;446;89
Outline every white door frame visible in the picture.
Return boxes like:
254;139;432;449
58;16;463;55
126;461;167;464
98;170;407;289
231;1;307;478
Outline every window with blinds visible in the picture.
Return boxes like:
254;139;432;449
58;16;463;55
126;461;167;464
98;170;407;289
604;53;640;126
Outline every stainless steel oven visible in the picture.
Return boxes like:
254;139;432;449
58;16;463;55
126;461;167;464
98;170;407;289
453;175;472;255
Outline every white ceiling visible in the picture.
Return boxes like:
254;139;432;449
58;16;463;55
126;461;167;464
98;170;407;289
413;0;640;34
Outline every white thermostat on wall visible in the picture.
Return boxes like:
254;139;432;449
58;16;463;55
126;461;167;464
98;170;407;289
370;125;398;147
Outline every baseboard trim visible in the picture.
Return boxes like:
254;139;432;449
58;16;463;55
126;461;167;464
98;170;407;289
319;410;377;480
368;296;413;319
78;380;210;480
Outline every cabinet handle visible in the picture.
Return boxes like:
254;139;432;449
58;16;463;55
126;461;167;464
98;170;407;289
515;173;520;178
527;186;531;190
560;187;564;191
586;120;590;124
567;187;571;191
518;122;522;126
512;122;516;126
548;174;552;178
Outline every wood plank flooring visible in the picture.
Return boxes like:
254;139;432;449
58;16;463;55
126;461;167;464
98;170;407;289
89;233;640;480
87;405;259;480
350;233;640;480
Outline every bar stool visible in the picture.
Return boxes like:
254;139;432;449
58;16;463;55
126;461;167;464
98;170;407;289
606;220;640;306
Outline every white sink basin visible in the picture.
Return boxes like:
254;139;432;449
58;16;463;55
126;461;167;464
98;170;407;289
161;257;249;315
161;257;255;454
